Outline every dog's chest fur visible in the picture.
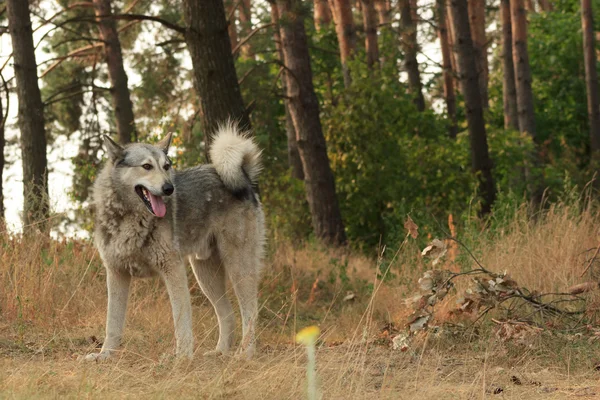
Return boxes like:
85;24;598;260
93;184;177;278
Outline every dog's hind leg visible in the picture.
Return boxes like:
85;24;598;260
85;268;131;362
190;255;235;356
219;245;259;359
162;263;194;359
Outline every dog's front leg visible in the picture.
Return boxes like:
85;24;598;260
162;263;194;359
85;268;131;362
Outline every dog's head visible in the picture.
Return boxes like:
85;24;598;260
103;134;175;218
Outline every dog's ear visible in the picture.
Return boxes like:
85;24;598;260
102;135;125;161
156;132;173;155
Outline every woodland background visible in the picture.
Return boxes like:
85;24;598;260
3;0;600;398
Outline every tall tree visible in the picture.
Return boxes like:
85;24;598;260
538;0;553;11
270;1;304;180
329;0;357;87
361;0;379;69
0;90;4;222
225;0;239;50
448;0;496;215
314;0;332;29
400;0;425;111
183;0;250;157
7;0;50;227
238;0;254;58
501;0;519;130
276;0;346;245
468;0;488;108
511;0;536;137
445;8;460;88
581;0;600;176
93;0;137;144
437;0;457;138
373;0;391;24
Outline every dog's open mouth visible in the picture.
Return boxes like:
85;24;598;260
135;185;167;218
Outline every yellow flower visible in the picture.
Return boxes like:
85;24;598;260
296;325;320;345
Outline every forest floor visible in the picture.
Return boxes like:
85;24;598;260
2;202;600;398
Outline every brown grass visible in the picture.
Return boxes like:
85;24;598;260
2;202;600;398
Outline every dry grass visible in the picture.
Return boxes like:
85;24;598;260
2;202;600;398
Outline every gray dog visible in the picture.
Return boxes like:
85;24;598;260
85;124;265;361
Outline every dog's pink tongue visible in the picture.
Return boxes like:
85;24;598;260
148;193;166;218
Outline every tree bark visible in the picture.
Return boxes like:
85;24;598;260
448;0;496;215
328;0;357;87
468;0;488;108
582;0;600;176
437;0;457;138
400;0;425;111
0;92;4;221
501;0;519;130
225;0;239;50
314;0;332;30
93;0;137;145
511;0;536;138
270;1;304;180
238;0;254;58
183;0;250;158
361;0;379;69
373;0;391;24
512;0;544;201
445;8;460;88
7;0;50;228
538;0;553;11
276;0;346;245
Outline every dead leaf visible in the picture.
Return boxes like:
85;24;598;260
409;314;430;332
343;291;356;302
392;333;410;351
404;216;419;239
421;239;447;266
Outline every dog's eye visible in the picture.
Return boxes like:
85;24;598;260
142;164;153;170
164;164;170;171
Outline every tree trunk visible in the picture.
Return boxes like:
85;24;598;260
93;0;137;145
468;0;488;108
0;92;4;221
525;0;536;11
183;0;250;158
361;0;379;69
400;0;425;111
7;0;50;228
373;0;391;24
238;0;254;58
511;0;544;202
270;1;304;180
448;0;496;215
501;0;519;130
445;9;460;88
582;0;600;177
329;0;357;87
511;0;536;138
225;0;239;50
276;0;347;245
314;0;332;30
538;0;553;11
437;0;457;138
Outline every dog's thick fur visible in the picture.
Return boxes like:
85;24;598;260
85;124;265;362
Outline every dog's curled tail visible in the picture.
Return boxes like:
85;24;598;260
209;122;262;192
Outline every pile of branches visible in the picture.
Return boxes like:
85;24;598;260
403;233;594;339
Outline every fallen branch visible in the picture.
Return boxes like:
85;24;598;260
568;282;600;295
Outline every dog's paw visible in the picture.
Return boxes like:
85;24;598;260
81;351;112;363
203;348;228;357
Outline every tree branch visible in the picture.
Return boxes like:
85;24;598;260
232;23;275;56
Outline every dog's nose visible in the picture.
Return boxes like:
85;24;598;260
162;183;174;196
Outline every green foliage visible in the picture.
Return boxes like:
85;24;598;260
321;72;473;246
